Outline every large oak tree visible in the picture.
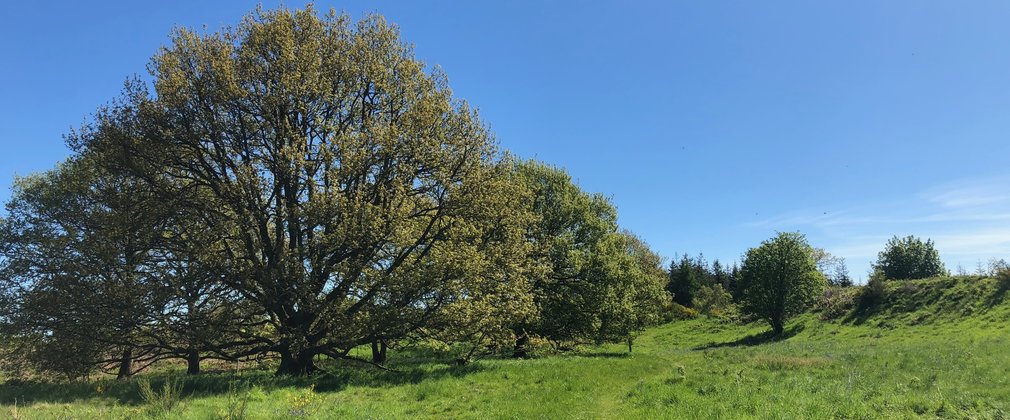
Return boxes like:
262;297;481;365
73;7;534;375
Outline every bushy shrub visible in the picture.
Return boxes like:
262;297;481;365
996;264;1010;288
859;272;888;309
138;376;185;416
873;236;946;280
692;285;734;317
669;303;699;320
817;287;857;320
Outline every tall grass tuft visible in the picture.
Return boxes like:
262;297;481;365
7;399;22;420
138;376;185;416
217;380;252;420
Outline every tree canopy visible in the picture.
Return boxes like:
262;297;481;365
739;232;826;335
0;6;671;377
510;160;667;355
873;236;947;280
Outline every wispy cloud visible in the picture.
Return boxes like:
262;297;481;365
749;174;1010;278
921;175;1010;209
931;228;1010;256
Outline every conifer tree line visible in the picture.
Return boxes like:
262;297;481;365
0;6;967;380
665;248;851;312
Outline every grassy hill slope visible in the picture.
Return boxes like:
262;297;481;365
4;276;1010;419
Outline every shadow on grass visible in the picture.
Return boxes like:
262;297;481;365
692;324;805;350
845;299;881;326
0;349;488;407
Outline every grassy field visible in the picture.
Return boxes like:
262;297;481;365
3;276;1010;419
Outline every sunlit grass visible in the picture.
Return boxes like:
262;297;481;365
3;276;1009;418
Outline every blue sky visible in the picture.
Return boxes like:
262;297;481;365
3;1;1010;281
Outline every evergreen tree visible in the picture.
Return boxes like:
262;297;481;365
668;255;697;307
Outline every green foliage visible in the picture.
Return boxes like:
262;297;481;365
667;255;739;307
218;381;252;420
815;286;858;320
739;232;826;334
597;231;672;350
692;284;734;317
513;161;666;351
55;5;538;375
0;156;260;379
859;271;889;310
997;263;1010;289
667;257;698;307
669;303;700;320
874;235;947;280
811;248;852;287
0;4;677;379
0;159;164;380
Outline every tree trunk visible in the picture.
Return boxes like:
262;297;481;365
116;348;133;380
771;318;784;336
371;339;387;364
276;348;317;376
512;332;530;359
627;337;633;353
186;349;201;375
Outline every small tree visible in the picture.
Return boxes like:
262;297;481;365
739;232;826;335
608;231;670;353
831;261;853;287
873;236;947;280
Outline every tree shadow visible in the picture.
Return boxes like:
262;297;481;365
0;350;489;407
844;302;879;326
692;324;805;350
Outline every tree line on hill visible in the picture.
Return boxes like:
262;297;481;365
667;233;954;336
666;246;852;312
0;6;985;382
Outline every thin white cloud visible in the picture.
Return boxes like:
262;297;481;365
750;173;1010;276
921;175;1010;208
931;228;1010;256
827;238;890;259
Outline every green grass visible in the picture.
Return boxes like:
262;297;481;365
4;276;1010;419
